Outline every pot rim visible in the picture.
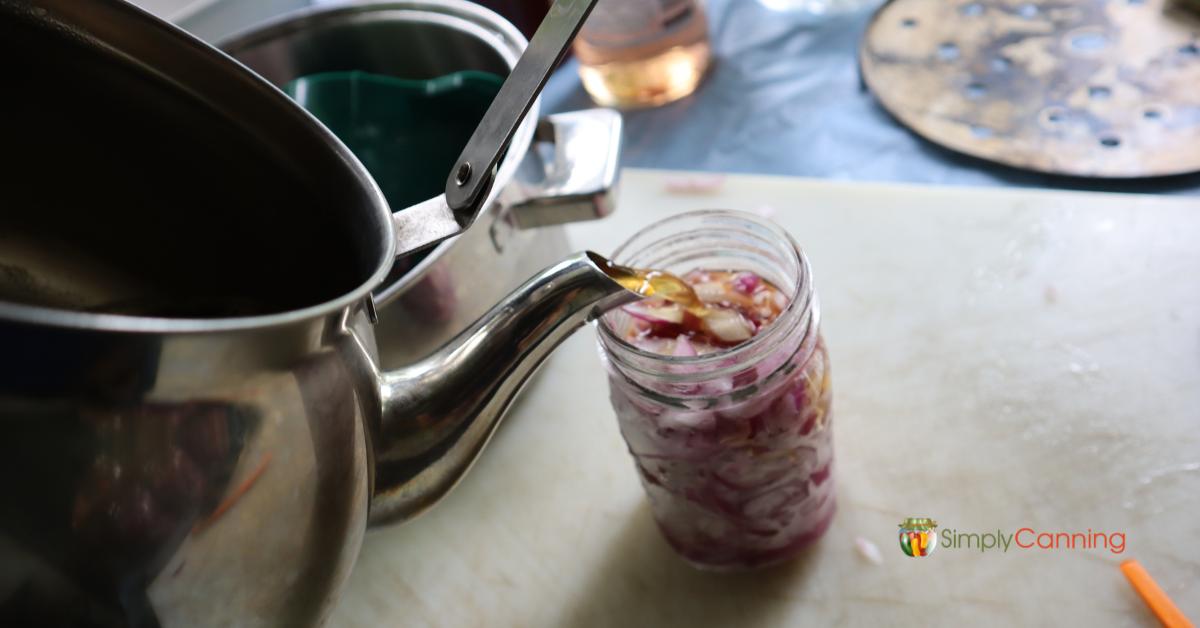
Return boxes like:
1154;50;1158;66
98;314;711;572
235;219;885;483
219;0;540;307
0;0;396;335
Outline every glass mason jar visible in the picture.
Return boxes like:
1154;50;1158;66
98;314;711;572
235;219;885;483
597;210;834;571
574;0;711;108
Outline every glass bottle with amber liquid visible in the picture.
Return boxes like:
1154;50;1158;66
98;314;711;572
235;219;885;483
574;0;711;108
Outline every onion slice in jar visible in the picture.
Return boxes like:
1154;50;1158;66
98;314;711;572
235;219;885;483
692;282;725;303
624;301;685;324
732;272;761;295
672;335;698;357
702;309;753;344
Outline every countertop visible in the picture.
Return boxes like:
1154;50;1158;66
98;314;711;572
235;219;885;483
328;169;1200;627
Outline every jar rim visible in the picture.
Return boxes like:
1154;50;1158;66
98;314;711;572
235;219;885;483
597;209;816;383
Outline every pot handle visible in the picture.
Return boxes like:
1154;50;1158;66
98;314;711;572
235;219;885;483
501;109;623;229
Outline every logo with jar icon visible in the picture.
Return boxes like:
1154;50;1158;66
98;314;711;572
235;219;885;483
899;518;938;557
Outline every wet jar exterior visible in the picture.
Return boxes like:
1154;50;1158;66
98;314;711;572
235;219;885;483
597;210;834;570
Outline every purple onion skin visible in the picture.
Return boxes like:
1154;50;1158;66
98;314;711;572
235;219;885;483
611;340;834;571
731;272;761;295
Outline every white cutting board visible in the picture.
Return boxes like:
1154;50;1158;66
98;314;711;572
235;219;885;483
329;169;1200;627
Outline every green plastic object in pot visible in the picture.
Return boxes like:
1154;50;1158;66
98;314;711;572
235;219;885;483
284;70;504;211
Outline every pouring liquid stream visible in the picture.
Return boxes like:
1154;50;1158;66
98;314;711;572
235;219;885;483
602;262;711;316
598;259;789;350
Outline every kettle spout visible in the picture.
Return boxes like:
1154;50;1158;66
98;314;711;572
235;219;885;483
370;251;639;525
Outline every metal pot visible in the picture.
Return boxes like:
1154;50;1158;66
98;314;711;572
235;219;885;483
220;0;623;368
0;1;635;626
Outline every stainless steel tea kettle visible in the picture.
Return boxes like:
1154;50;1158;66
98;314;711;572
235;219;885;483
0;0;636;625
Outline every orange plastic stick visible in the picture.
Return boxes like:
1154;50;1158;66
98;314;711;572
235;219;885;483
1121;559;1195;628
193;452;273;534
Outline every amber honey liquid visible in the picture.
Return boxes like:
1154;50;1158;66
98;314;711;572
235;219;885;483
601;261;789;351
576;40;710;108
574;0;711;108
603;262;705;313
